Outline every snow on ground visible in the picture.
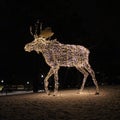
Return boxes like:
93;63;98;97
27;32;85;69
0;85;120;120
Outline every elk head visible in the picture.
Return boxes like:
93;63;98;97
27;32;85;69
24;20;43;52
24;20;54;53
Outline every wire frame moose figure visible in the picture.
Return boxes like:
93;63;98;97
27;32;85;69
24;21;99;96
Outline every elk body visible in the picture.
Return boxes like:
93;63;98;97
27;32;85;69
24;22;99;96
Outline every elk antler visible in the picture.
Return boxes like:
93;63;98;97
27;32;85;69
40;22;43;33
30;26;34;36
30;20;54;39
30;20;40;38
40;27;54;39
34;20;39;36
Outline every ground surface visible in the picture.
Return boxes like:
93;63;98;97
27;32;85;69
0;85;120;120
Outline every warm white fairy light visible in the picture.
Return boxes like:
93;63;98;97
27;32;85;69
24;21;99;96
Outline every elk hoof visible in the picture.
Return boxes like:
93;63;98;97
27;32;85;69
76;91;80;94
77;89;83;94
77;91;82;94
95;92;99;95
46;91;50;95
53;92;58;96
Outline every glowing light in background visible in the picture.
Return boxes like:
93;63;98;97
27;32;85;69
27;81;30;85
1;80;4;83
41;74;44;78
24;20;99;96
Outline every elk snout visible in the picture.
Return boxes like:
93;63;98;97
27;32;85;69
24;45;30;52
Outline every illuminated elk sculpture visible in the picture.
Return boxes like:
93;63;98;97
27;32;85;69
24;21;99;96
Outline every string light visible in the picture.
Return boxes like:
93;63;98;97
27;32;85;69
24;22;99;96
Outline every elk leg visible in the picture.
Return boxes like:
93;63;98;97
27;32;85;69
53;67;59;96
76;67;89;94
85;64;99;95
44;68;54;95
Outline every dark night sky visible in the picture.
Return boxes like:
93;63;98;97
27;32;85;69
0;0;120;82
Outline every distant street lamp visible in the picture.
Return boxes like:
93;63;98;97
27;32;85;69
27;81;30;85
1;80;4;83
41;74;44;78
